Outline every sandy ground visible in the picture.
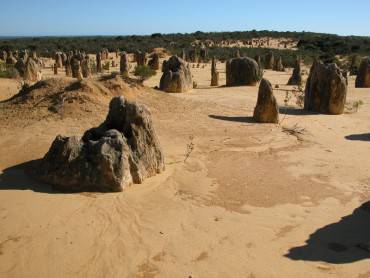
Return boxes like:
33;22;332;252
0;58;369;278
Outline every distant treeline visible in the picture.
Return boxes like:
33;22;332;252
0;30;369;67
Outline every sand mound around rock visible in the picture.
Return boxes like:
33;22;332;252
0;75;138;124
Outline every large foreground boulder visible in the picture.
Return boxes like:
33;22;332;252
355;58;370;88
38;96;165;192
253;78;279;123
160;56;192;93
226;57;259;86
304;61;347;115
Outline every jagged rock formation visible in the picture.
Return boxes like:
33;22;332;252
199;47;207;63
65;59;72;77
159;56;192;93
71;57;82;79
15;57;42;83
355;57;370;88
304;60;347;115
187;49;198;63
120;52;129;75
253;78;279;123
53;63;58;75
6;51;17;65
55;52;63;68
287;58;302;85
38;96;165;192
148;53;160;70
349;55;359;76
273;56;285;71
211;57;219;86
81;56;91;78
265;52;274;69
135;50;147;66
254;55;262;68
226;57;260;86
96;52;102;73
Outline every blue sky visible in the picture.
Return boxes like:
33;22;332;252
1;0;369;37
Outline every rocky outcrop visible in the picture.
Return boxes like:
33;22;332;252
148;53;160;70
226;57;260;86
71;57;82;79
53;63;58;75
355;57;370;88
210;57;219;86
287;58;302;85
38;96;165;192
135;50;147;66
187;49;198;63
304;60;347;115
96;52;102;73
55;52;63;68
265;52;274;69
65;59;72;77
81;56;91;78
159;56;192;93
15;57;42;83
254;55;261;68
273;56;285;72
253;78;279;123
6;51;17;65
120;52;129;74
199;47;207;63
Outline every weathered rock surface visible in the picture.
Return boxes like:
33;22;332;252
15;58;41;83
287;58;302;85
160;56;192;93
71;57;82;79
265;52;274;69
304;60;347;115
253;78;279;123
38;96;165;192
55;52;63;68
148;53;160;70
81;56;91;78
355;57;370;88
273;56;285;72
6;51;17;65
65;59;72;77
211;57;219;86
199;47;207;63
120;52;129;74
96;52;102;73
187;49;198;63
135;50;147;66
226;57;260;86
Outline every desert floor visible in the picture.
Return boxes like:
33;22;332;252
0;59;369;278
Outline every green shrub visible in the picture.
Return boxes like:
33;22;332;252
0;64;19;78
134;65;156;80
103;61;110;71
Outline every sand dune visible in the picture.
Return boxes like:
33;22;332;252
0;61;369;278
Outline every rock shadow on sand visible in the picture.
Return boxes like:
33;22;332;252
0;160;56;194
208;114;255;123
279;106;313;116
285;201;370;264
345;133;370;142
